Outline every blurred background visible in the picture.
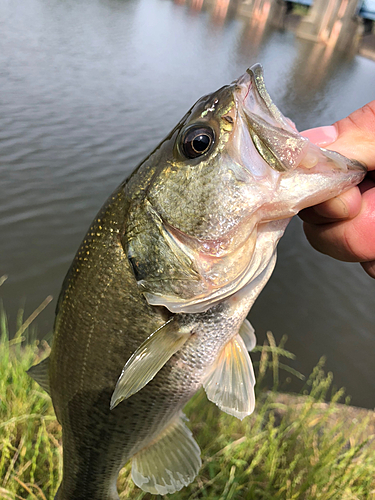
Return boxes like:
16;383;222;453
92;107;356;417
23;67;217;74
1;0;375;408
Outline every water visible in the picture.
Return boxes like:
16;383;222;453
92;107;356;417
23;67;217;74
1;0;374;408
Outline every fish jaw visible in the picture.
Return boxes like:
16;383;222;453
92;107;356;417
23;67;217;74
266;149;366;220
234;64;367;220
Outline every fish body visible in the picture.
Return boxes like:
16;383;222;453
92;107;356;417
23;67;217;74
28;65;366;498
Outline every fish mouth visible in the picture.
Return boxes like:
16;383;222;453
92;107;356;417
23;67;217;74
235;64;298;135
233;64;366;204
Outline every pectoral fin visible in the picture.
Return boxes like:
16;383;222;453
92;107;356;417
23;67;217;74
204;334;256;420
239;319;256;352
132;412;201;495
27;356;50;395
110;318;191;409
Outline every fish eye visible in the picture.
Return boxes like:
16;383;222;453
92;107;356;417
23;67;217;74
181;126;215;159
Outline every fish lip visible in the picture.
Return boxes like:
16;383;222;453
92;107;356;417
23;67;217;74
319;149;367;174
352;160;367;173
234;63;263;89
234;64;300;141
234;70;253;110
235;68;251;88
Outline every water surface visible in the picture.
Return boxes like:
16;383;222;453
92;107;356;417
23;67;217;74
1;0;375;407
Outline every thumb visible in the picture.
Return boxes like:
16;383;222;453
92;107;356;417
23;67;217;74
302;100;375;170
300;101;375;279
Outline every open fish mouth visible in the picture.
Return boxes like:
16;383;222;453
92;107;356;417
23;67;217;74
236;64;366;177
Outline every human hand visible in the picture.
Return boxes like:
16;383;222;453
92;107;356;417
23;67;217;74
299;101;375;278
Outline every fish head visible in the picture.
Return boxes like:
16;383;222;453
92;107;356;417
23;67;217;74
124;64;366;313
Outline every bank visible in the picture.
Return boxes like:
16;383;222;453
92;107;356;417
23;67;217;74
1;320;374;499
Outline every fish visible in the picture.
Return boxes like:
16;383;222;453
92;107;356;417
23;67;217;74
28;64;366;499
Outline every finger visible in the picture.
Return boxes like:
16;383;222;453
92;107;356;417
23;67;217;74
302;184;375;262
301;125;337;146
361;261;375;279
299;186;362;224
359;170;375;191
302;100;375;170
299;173;375;224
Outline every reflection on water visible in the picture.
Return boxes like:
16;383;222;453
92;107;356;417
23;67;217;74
1;0;375;407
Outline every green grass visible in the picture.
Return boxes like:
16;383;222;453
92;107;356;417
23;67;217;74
0;292;61;500
1;284;375;499
291;5;310;16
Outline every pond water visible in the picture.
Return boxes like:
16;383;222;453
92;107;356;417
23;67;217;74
1;0;375;408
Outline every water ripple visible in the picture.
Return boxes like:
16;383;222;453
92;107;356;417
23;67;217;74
1;0;375;407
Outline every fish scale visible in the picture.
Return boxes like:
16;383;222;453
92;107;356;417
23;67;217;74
50;187;246;498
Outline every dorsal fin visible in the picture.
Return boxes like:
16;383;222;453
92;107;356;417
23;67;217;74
27;356;50;395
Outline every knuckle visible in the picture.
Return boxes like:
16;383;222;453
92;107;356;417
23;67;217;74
343;100;375;136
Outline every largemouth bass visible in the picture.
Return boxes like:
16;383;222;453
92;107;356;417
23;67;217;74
28;64;366;499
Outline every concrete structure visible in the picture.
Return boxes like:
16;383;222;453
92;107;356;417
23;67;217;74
295;0;363;53
237;0;369;54
238;0;286;29
209;0;375;59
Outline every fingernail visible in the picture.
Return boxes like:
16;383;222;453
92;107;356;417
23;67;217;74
301;125;338;146
313;197;349;219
